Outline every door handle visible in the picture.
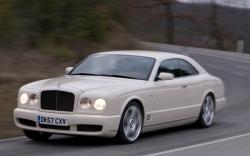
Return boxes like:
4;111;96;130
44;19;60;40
182;85;188;88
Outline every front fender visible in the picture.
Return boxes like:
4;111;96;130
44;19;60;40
119;95;145;115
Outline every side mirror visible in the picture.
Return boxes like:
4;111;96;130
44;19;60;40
158;72;174;81
65;67;73;75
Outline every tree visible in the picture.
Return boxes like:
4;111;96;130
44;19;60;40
11;0;110;46
155;0;176;44
209;0;225;49
127;0;176;44
126;0;197;44
0;0;15;44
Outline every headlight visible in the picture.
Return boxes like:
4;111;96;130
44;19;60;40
94;99;106;111
80;97;92;109
20;93;29;104
29;94;38;105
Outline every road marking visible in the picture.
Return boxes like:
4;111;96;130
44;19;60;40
0;136;25;143
144;132;250;156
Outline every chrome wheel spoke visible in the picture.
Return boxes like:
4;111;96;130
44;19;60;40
126;128;133;137
209;101;214;112
130;107;137;118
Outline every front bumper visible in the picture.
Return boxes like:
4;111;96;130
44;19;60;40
14;108;121;137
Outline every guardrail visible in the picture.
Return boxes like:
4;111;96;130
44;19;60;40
140;41;250;64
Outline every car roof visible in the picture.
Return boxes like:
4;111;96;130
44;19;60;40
97;50;208;75
97;50;187;60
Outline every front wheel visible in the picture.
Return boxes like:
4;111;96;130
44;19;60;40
23;130;52;141
117;102;143;144
197;94;215;128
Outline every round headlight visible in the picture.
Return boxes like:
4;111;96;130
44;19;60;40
80;98;92;109
94;99;106;111
20;93;29;104
30;94;38;105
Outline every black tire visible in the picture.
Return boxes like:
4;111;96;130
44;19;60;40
117;102;143;144
197;94;215;128
23;130;52;141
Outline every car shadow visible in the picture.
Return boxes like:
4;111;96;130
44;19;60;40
27;122;222;147
35;135;118;147
140;124;196;140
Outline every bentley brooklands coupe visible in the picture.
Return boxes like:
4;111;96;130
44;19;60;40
14;51;226;143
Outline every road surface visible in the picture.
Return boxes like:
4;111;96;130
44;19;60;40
1;43;250;156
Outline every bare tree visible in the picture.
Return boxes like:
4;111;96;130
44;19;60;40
156;0;176;44
209;0;225;49
124;0;197;44
126;0;177;44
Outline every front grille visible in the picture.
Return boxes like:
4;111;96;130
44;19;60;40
41;90;75;112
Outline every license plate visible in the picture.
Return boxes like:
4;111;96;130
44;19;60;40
38;115;68;126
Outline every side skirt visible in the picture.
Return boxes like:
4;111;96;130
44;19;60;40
141;117;198;133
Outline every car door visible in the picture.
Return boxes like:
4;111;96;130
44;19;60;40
178;59;205;117
153;59;191;124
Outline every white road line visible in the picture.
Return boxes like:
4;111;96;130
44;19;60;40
0;136;25;143
144;132;250;156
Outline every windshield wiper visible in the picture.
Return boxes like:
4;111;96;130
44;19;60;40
70;73;101;76
70;73;138;80
101;74;137;80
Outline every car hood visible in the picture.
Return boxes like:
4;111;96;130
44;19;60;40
26;75;145;93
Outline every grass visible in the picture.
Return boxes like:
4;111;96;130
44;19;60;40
0;50;75;139
39;41;75;61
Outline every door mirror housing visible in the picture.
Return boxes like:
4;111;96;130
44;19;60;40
65;67;73;75
158;72;174;81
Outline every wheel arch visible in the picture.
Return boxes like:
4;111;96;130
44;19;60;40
120;96;145;120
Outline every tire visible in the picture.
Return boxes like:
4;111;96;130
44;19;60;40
23;130;52;141
197;94;215;128
117;102;143;144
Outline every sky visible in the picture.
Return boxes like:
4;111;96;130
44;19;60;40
177;0;250;8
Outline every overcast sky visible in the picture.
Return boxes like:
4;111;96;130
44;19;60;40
177;0;250;8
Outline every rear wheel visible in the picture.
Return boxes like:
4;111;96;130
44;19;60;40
117;102;143;144
23;130;52;141
197;94;215;128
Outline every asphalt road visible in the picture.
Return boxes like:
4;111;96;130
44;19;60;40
1;45;250;156
145;133;250;156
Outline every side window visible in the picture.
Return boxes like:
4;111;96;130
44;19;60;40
157;59;181;79
178;59;199;77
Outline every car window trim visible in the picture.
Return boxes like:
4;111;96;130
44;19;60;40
155;58;180;81
178;58;199;76
155;58;200;81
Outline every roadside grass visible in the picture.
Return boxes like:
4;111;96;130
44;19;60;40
0;50;75;139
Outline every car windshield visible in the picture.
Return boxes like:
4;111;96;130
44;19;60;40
70;54;156;80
